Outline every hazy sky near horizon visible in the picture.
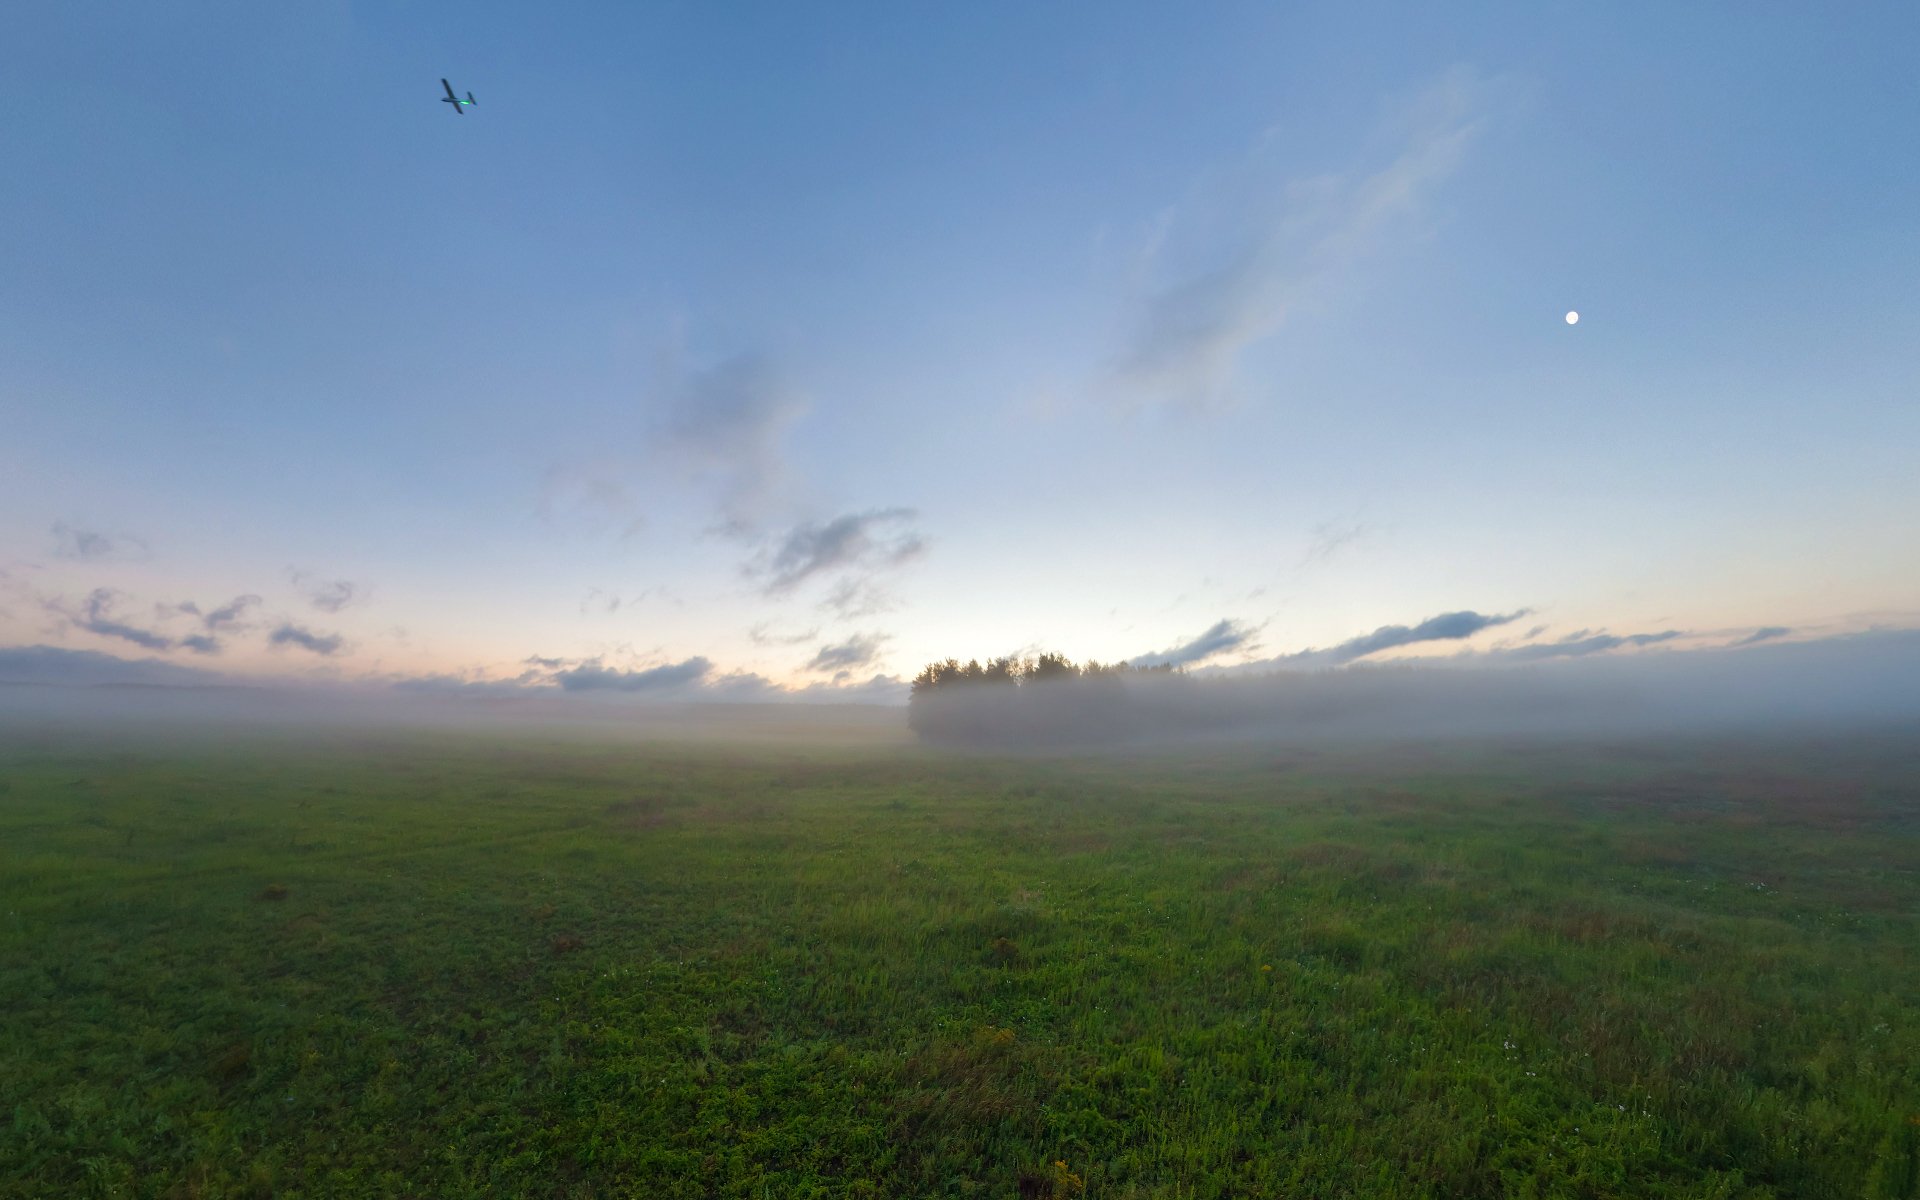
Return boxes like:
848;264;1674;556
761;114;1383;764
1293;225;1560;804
3;1;1917;695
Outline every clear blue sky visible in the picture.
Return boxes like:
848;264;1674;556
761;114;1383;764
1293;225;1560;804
4;1;1916;695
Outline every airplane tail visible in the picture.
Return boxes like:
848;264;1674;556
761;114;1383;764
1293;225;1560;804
467;92;477;106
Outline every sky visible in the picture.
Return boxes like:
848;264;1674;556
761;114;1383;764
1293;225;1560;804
3;1;1917;701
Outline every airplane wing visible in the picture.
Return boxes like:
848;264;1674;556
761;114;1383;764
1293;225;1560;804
443;79;458;101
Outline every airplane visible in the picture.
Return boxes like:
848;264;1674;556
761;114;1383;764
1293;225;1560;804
441;79;476;114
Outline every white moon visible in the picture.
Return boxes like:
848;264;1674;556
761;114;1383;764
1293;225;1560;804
1565;311;1580;325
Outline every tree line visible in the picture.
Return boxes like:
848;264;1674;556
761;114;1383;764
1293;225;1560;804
909;652;1177;697
907;652;1186;745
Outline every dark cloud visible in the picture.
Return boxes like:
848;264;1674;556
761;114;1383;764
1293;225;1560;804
56;589;174;650
761;508;924;595
174;594;260;632
1131;619;1258;668
268;624;345;656
1731;626;1792;647
522;655;569;669
806;633;888;674
179;635;222;655
1264;609;1529;667
51;522;146;561
1495;631;1682;662
550;657;713;692
291;572;359;614
207;596;261;630
0;644;223;687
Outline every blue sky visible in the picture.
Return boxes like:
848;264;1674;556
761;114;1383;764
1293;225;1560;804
3;1;1917;697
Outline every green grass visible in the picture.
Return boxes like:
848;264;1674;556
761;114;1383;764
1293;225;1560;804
2;726;1916;1198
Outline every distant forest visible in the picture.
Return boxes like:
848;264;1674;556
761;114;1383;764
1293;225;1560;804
908;653;1186;746
909;653;1177;694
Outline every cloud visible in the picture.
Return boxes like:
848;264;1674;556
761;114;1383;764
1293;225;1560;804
1328;609;1528;663
54;589;174;650
268;624;345;656
549;656;713;692
788;673;911;705
1731;626;1792;647
1131;619;1258;668
1110;67;1487;409
656;353;805;528
1300;520;1368;568
0;644;224;687
1494;630;1682;661
759;508;924;595
749;623;820;647
819;578;900;619
579;587;624;616
291;571;360;614
1246;608;1529;669
51;522;146;561
536;465;650;539
806;633;888;674
179;635;222;655
170;594;261;632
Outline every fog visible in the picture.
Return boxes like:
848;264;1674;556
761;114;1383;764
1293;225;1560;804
0;679;910;748
3;630;1917;751
907;630;1920;749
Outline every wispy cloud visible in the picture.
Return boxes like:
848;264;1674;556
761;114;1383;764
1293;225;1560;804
51;522;147;562
819;578;900;619
757;508;925;595
1495;630;1681;661
53;589;173;650
749;623;820;647
1730;626;1792;647
806;633;888;674
168;594;262;637
535;465;650;540
290;571;361;614
1300;520;1368;568
1131;619;1259;668
655;353;806;529
1109;67;1488;409
268;624;345;656
1262;608;1529;668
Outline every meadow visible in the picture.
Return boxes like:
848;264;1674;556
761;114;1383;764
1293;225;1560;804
2;722;1916;1198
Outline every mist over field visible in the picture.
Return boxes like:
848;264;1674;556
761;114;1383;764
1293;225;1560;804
5;628;1917;753
912;630;1920;748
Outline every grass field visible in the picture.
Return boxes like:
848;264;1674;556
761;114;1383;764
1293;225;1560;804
2;724;1917;1198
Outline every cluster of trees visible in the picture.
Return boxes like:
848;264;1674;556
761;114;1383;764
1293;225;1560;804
907;652;1187;746
909;653;1176;697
